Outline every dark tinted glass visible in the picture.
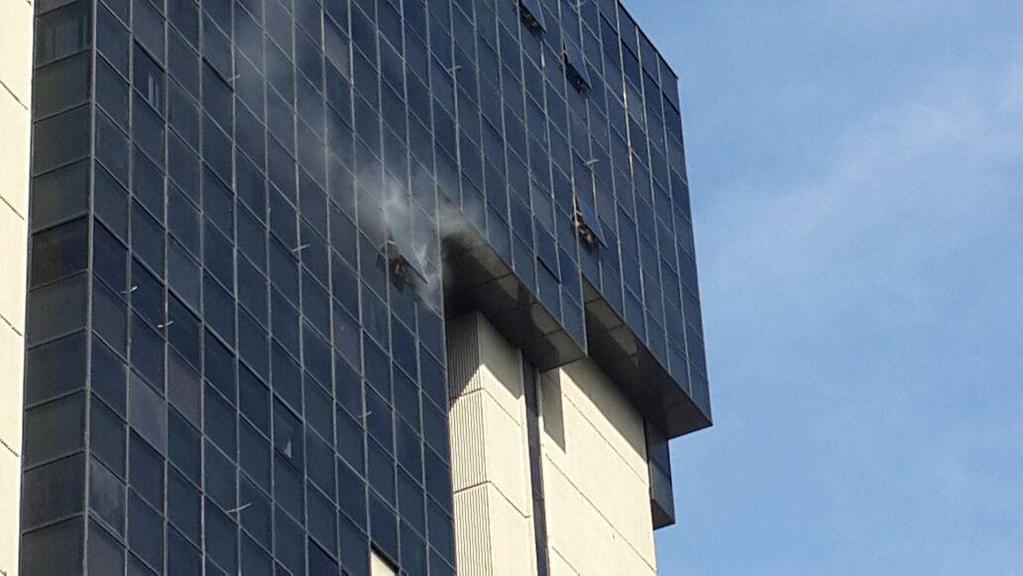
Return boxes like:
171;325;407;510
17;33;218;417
90;456;126;535
91;396;127;478
25;330;87;406
23;392;85;468
35;1;91;65
22;453;85;529
30;160;89;230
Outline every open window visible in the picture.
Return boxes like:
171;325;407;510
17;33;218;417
563;41;591;92
384;233;427;291
519;0;547;33
574;193;606;250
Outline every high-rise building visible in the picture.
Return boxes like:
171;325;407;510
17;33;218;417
3;0;710;574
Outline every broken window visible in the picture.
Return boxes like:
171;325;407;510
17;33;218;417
574;192;606;250
563;41;591;92
383;233;427;291
519;0;547;33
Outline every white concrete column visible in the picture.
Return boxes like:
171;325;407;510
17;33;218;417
447;312;538;576
0;0;34;574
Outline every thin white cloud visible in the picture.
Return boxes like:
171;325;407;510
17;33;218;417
667;34;1023;575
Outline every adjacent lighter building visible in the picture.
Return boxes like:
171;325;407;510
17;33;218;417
0;1;34;574
10;0;710;574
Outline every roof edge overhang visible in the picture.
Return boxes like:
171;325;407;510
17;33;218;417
441;214;710;440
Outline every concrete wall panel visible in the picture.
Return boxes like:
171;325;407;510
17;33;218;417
0;2;31;574
540;360;658;575
448;313;537;576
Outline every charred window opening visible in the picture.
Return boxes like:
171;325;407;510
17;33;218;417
574;194;606;250
519;0;547;33
384;233;427;291
563;41;591;93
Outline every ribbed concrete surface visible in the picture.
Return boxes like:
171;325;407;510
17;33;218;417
448;313;537;576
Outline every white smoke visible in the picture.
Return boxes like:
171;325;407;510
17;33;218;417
357;166;473;313
229;16;474;314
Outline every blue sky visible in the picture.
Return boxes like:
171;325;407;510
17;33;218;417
624;2;1023;574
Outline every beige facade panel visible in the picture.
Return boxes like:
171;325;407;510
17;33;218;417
448;388;533;515
0;94;31;220
448;387;488;492
0;322;24;453
0;175;28;334
0;3;32;574
474;313;525;418
454;483;536;576
554;360;649;480
446;313;482;399
448;312;538;576
540;359;658;576
449;312;660;575
543;386;653;554
0;0;33;107
548;547;581;576
0;449;20;576
448;311;525;418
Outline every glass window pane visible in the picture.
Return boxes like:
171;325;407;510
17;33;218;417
22;392;85;468
238;474;271;549
30;160;89;231
22;516;85;575
92;333;127;416
273;399;303;467
204;384;237;456
239;366;269;434
93;281;127;356
95;163;129;240
128;492;163;571
167;295;201;368
96;52;130;130
95;108;130;185
88;518;126;575
130;374;167;454
239;419;271;493
168;409;201;483
167;349;201;428
33;104;91;176
25;330;86;406
204;441;236;510
35;1;91;66
91;395;126;479
130;258;164;329
131;201;165;271
167;525;201;575
129;431;165;509
132;147;165;222
168;239;201;310
133;42;165;114
205;499;239;573
132;0;165;63
130;316;165;389
94;221;128;293
21;453;85;530
90;456;126;536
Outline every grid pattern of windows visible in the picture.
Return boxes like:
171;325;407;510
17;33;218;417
21;0;707;574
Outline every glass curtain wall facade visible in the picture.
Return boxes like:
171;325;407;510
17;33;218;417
20;0;709;574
